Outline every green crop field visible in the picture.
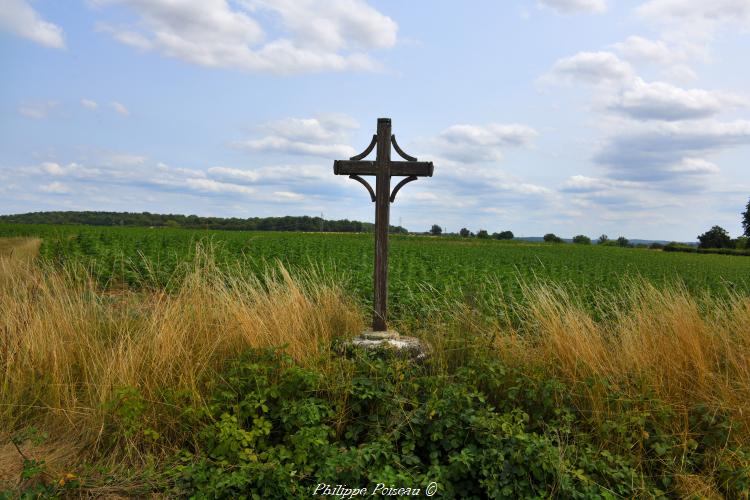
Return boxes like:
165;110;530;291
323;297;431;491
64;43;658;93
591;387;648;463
2;222;748;322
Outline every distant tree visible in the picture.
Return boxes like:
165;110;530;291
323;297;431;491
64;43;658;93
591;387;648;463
649;242;665;250
477;229;489;239
459;227;471;238
572;234;591;245
543;233;563;243
598;234;609;245
430;224;442;236
736;236;749;250
743;197;750;237
697;225;732;249
616;236;630;247
495;230;514;240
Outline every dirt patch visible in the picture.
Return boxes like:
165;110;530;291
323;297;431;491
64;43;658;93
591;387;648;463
0;440;78;489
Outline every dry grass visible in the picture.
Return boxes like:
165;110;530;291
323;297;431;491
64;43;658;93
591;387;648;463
0;237;40;261
0;249;363;467
492;280;750;443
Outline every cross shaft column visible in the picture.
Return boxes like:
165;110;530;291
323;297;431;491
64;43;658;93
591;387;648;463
373;118;391;331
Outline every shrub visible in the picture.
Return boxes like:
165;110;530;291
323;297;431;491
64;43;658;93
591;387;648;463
572;235;591;245
173;349;651;498
493;230;514;240
543;233;563;243
698;226;732;249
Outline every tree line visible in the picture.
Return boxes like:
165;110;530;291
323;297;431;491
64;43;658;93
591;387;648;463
0;211;408;234
426;197;750;254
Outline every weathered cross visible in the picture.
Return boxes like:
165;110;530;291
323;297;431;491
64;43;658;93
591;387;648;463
333;118;434;332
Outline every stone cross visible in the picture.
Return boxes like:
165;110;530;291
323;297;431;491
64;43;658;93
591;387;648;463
334;118;434;332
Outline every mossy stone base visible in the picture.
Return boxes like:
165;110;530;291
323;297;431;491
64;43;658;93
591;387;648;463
338;330;430;361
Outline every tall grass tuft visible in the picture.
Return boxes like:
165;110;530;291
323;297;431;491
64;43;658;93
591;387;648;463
0;247;362;461
484;279;750;443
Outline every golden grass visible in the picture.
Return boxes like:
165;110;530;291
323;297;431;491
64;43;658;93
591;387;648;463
0;250;362;464
492;280;750;443
0;237;40;261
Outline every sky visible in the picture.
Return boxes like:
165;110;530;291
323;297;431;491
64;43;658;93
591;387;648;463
1;0;749;241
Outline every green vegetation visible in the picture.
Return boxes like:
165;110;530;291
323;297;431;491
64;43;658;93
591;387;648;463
493;230;514;240
698;225;733;249
2;223;749;324
2;224;750;497
2;248;748;497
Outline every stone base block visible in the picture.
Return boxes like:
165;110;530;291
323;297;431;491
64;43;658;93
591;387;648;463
339;330;430;361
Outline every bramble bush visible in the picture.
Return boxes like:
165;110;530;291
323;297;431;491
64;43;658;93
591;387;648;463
165;348;749;498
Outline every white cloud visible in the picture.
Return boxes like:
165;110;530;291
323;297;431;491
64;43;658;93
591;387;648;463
0;0;65;48
208;166;261;183
183;178;256;195
92;0;397;74
246;0;397;51
265;115;358;142
544;51;634;86
608;78;748;121
668;157;720;174
610;36;701;83
156;162;206;179
611;36;681;65
18;101;57;119
635;0;750;61
81;99;99;110
39;161;101;178
104;154;146;167
636;0;750;25
561;175;642;193
411;192;439;201
111;101;130;116
236;136;355;158
537;0;606;14
39;182;71;194
594;120;750;182
439;164;552;196
235;115;358;158
272;190;304;201
437;123;538;163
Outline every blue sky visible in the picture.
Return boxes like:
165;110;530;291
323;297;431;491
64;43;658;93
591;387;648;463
1;0;749;240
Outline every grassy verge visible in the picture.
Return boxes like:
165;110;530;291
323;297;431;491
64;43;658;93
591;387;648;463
1;248;748;497
0;237;40;261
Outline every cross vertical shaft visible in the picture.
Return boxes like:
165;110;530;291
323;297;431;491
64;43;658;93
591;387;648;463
373;118;391;331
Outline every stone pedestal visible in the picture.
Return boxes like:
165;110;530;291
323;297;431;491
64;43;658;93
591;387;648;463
340;330;430;361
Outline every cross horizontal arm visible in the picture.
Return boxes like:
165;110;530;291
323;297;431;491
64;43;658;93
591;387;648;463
333;160;434;177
